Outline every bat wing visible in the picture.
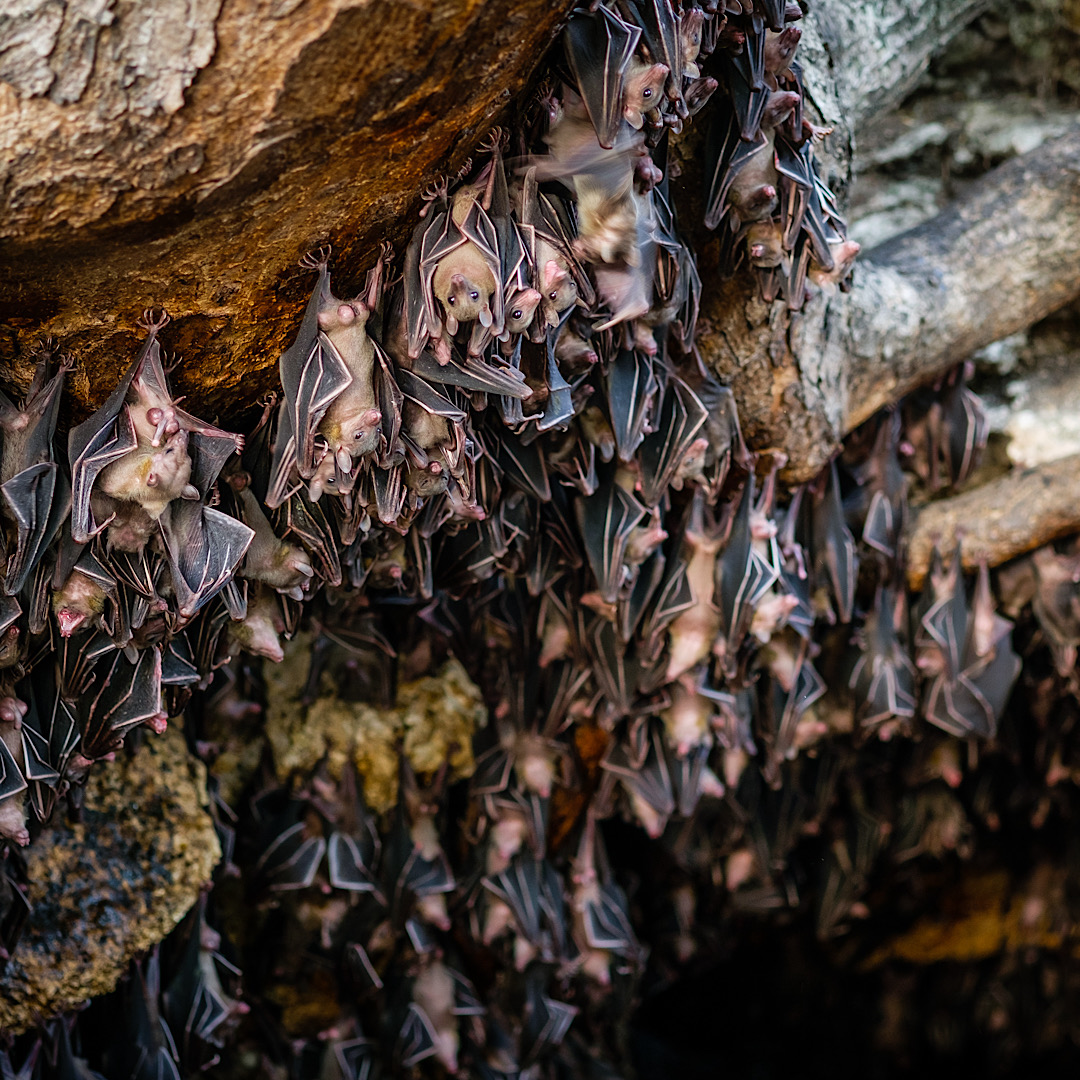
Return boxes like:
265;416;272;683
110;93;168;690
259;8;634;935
78;647;164;759
638;376;707;505
483;856;544;941
160;502;255;621
255;820;327;891
643;547;693;652
326;830;382;895
584;881;637;953
294;334;353;480
332;1038;375;1080
606;348;656;463
589;617;640;716
521;984;577;1065
0;734;27;802
668;742;709;817
576;473;646;604
412;348;531;399
538;332;574;433
69;408;139;543
811;459;857;623
493;431;552;502
397;1004;438;1068
2;462;60;595
396;369;468;423
471;745;513;796
563;5;640;149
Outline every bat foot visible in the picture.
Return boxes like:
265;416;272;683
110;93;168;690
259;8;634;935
299;245;332;271
137;308;170;335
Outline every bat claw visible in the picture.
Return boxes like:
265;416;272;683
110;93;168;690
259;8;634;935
299;245;332;271
137;308;170;334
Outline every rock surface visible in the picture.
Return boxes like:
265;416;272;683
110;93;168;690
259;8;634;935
0;727;219;1034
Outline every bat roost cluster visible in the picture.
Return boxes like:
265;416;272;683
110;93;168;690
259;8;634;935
0;2;1062;1079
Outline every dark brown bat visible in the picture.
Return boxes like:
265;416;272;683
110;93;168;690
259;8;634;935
159;499;254;622
121;950;182;1080
0;348;72;596
76;645;166;760
563;4;641;149
576;468;646;604
811;459;857;624
848;585;917;732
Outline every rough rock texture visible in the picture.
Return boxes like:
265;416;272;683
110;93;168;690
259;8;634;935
0;0;573;419
0;727;219;1034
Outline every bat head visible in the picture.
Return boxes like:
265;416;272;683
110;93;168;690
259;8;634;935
441;272;493;328
623;61;669;129
762;90;802;131
318;301;367;334
504;288;542;335
680;9;705;62
540;260;577;327
0;695;26;728
746;222;784;267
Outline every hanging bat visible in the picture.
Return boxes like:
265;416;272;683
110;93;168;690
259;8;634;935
159;499;254;621
563;4;641;149
0;705;29;845
52;542;116;638
576;467;647;605
404;171;503;364
69;311;243;541
0;347;72;596
163;896;248;1067
223;472;312;599
848;585;917;732
76;645;167;760
520;964;577;1065
860;411;907;564
811;459;857;624
122;950;183;1080
600;720;675;838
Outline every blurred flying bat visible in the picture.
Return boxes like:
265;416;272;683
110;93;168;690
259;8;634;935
69;311;242;541
159;500;254;621
563;4;641;148
0;347;72;595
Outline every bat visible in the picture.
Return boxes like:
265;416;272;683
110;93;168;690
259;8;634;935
860;411;907;564
848;585;917;732
267;250;375;505
520;964;577;1065
811;459;857;624
605;347;656;462
404;172;503;364
122;950;183;1080
0;709;29;846
637;375;707;504
0;347;72;596
226;586;286;662
600;719;674;837
52;542;116;638
69;311;243;541
159;499;254;621
76;645;166;760
223;473;313;599
576;468;647;604
162;896;247;1066
563;4;641;149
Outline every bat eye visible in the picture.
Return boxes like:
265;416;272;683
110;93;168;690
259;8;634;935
643;88;653;99
549;290;557;300
470;290;479;301
447;296;455;305
512;309;523;320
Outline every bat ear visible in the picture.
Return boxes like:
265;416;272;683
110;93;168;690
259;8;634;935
479;303;493;328
182;484;200;500
445;314;459;336
544;260;567;292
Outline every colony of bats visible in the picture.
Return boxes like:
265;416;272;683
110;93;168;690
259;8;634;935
4;1;1079;1077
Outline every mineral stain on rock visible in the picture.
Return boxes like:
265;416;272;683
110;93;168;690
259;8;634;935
0;727;219;1034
